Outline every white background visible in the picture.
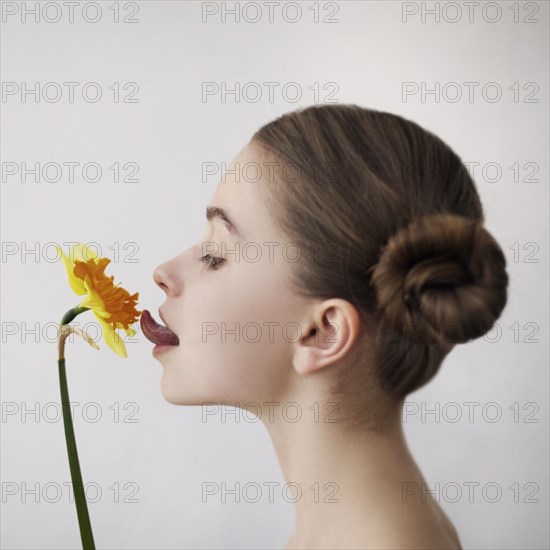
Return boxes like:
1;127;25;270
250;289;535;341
1;1;548;548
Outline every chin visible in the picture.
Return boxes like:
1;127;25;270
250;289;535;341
159;371;208;406
160;373;186;405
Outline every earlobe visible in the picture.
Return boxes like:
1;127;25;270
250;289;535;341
292;300;361;376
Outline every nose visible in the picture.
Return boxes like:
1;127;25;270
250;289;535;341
153;258;181;297
153;241;200;296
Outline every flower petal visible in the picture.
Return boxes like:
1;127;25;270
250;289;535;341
95;312;127;358
79;276;110;317
69;243;98;263
55;243;86;295
124;325;137;337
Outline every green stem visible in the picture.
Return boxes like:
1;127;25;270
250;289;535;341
60;306;90;326
59;307;95;550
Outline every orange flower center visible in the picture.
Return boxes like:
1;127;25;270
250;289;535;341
73;258;141;328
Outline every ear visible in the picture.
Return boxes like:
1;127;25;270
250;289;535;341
292;299;362;376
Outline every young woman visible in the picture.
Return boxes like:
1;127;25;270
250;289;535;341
141;104;509;549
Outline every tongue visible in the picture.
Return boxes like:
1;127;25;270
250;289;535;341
140;309;180;346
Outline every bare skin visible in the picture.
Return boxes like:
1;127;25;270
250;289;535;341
152;141;462;549
272;402;462;549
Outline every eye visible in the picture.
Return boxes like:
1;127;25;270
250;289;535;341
198;254;225;270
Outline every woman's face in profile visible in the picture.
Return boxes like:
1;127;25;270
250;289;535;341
152;142;312;406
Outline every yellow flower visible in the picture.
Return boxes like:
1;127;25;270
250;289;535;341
56;243;141;358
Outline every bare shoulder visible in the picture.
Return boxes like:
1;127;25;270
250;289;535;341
432;500;462;549
364;494;462;549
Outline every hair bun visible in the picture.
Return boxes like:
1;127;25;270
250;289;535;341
371;213;509;345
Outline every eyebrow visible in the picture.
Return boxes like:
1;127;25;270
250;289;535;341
206;206;243;239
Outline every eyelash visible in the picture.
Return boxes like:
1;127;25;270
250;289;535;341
198;254;226;270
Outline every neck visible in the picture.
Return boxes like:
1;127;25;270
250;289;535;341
260;398;424;547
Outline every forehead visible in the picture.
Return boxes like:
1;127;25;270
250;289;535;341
210;142;282;242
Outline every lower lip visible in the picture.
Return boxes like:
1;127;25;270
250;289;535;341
152;344;179;357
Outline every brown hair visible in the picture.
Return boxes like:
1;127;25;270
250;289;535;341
252;104;508;402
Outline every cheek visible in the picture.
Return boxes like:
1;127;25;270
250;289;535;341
161;261;298;403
